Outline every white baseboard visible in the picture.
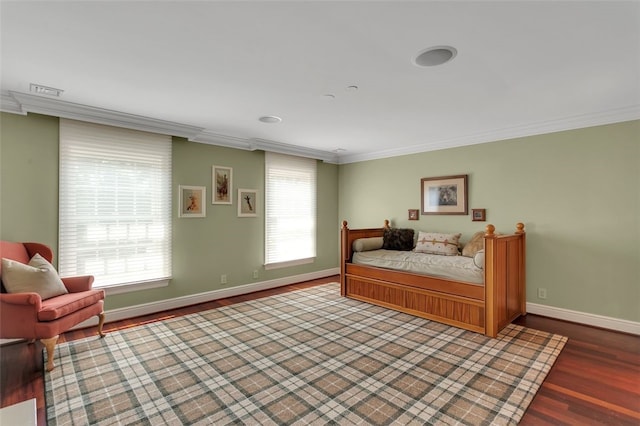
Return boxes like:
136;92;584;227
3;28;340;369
71;268;340;330
527;302;640;335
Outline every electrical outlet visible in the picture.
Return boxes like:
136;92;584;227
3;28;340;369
537;288;547;299
220;274;227;284
253;270;259;279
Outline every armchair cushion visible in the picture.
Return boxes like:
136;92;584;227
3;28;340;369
38;290;105;321
1;254;68;300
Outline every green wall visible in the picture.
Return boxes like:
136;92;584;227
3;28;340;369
0;112;340;310
0;113;59;246
339;120;640;322
2;112;638;323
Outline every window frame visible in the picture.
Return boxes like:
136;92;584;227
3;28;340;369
58;118;172;291
264;152;317;270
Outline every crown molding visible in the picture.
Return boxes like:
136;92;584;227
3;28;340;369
190;132;338;163
2;90;338;162
4;91;204;139
4;90;637;165
191;130;253;150
338;105;640;164
249;138;339;163
0;91;25;114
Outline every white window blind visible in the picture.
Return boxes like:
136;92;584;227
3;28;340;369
59;119;172;288
265;152;316;269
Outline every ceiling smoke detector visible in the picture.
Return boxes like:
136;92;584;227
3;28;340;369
30;83;64;97
413;46;457;67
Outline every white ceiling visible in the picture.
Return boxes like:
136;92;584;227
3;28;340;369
2;1;639;163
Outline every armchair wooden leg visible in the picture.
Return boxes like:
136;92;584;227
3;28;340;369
41;335;59;372
97;312;106;338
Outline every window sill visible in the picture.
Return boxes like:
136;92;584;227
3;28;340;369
264;257;315;270
96;278;170;295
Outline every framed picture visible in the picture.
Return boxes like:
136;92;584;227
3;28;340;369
421;174;468;215
408;209;419;220
472;208;486;222
237;189;257;217
179;185;206;218
212;165;232;204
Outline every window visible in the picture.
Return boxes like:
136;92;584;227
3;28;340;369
59;119;172;289
265;152;316;269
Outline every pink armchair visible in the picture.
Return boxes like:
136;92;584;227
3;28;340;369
0;241;105;371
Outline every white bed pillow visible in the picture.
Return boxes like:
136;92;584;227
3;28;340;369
414;231;461;256
473;250;485;269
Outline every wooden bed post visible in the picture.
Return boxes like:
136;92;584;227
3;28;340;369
484;224;498;338
485;222;527;338
515;223;526;316
340;220;349;296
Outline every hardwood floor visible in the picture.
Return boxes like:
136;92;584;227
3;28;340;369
1;275;638;425
513;314;640;425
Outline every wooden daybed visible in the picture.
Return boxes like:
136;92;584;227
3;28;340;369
340;220;526;337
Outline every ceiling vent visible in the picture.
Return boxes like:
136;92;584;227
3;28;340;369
30;83;64;97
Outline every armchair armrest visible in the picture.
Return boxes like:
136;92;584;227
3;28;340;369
0;293;42;339
0;292;42;309
61;275;95;293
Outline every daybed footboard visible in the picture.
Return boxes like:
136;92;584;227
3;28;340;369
340;220;526;338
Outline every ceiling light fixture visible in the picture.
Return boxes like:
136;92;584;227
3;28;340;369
30;83;64;97
258;115;282;124
413;46;457;67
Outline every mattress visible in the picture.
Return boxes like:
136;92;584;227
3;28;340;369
351;249;484;285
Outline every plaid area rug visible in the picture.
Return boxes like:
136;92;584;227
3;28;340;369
45;283;566;425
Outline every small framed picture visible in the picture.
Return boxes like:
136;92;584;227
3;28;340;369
408;209;419;220
472;208;486;222
179;185;206;218
237;189;257;217
212;165;232;204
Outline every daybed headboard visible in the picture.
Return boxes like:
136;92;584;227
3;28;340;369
341;220;389;293
340;220;389;264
